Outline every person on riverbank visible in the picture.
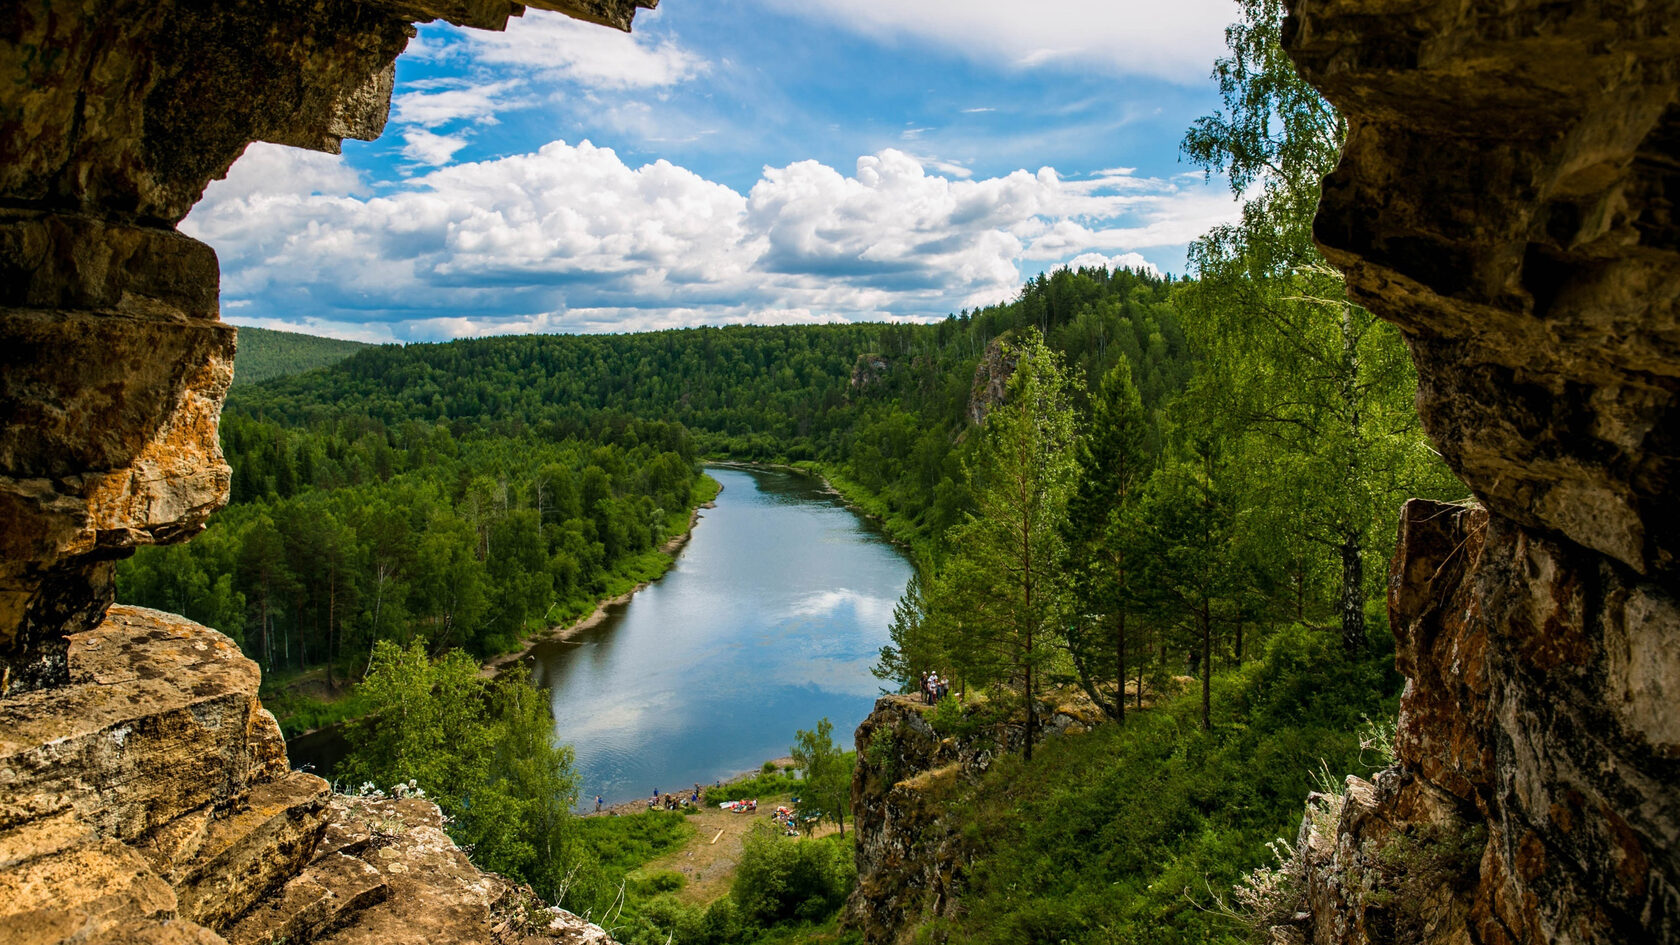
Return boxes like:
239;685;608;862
595;795;603;813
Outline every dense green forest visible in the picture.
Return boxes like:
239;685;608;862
231;325;373;385
111;1;1473;942
119;407;711;731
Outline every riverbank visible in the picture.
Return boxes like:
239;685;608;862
709;459;920;552
480;482;719;679
275;473;723;737
486;472;723;678
584;755;843;908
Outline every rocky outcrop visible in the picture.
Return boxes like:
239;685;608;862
1278;3;1680;942
850;353;891;393
0;606;617;945
966;336;1017;426
843;693;1104;944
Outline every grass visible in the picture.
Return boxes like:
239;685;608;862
577;811;697;879
259;667;372;737
907;619;1404;945
704;769;805;803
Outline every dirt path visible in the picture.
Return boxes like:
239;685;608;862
632;796;842;906
583;754;841;906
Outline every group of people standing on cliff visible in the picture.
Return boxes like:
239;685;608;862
920;671;948;705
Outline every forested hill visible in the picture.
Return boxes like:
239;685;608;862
118;264;1185;714
229;265;1190;543
231;325;374;386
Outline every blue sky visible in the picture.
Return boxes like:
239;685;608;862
187;0;1245;341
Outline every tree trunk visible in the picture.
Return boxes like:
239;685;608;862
1023;654;1035;763
1136;645;1144;710
1200;601;1212;732
325;570;337;691
1340;533;1366;657
1338;302;1366;659
1115;608;1126;723
258;590;270;672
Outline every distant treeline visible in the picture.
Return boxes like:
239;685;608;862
229;265;1190;545
230;325;373;386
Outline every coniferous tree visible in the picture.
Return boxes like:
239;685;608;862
1065;360;1151;721
935;330;1079;760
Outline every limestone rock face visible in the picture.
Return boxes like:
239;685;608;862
1284;0;1680;577
1275;3;1680;942
966;336;1017;426
842;693;1105;944
0;606;623;945
844;698;964;945
3;2;644;941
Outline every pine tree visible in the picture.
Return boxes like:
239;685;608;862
1065;360;1150;721
936;330;1078;761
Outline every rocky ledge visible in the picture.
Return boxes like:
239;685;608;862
0;606;619;945
843;693;1105;945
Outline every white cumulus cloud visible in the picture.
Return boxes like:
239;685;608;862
185;141;1238;341
455;10;708;89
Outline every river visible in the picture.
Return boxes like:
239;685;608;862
288;465;911;808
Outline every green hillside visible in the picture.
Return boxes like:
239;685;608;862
231;325;375;386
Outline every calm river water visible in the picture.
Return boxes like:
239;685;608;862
290;466;911;804
530;465;909;807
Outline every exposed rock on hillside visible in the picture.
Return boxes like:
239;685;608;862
0;607;616;945
0;0;653;694
843;693;1104;944
966;336;1017;426
1280;2;1680;941
850;354;891;393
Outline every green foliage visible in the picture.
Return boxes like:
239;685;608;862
705;769;805;803
927;330;1079;758
791;718;852;836
1064;359;1150;721
917;624;1403;945
1182;0;1465;660
226;268;1185;551
732;827;857;928
117;414;708;724
573;812;694;880
232;326;373;387
340;641;585;903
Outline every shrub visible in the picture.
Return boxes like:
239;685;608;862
731;826;857;928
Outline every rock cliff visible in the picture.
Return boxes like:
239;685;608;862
1277;2;1680;943
965;336;1017;426
0;606;616;945
0;1;652;942
843;693;1102;945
